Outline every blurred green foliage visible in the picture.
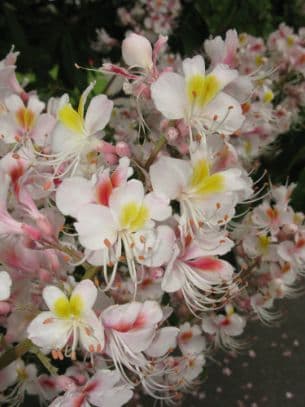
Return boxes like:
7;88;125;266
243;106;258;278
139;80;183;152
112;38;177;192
1;0;305;209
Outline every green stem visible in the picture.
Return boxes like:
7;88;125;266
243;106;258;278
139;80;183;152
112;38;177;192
0;339;58;376
82;265;100;281
0;339;33;370
30;345;58;375
144;135;167;170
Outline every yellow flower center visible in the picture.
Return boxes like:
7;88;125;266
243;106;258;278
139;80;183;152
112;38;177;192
258;235;270;253
16;107;35;131
120;202;149;232
53;294;84;319
16;368;28;381
189;159;224;196
263;90;274;103
186;74;219;107
58;104;85;134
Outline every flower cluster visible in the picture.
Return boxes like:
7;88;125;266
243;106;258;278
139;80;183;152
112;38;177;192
0;24;304;406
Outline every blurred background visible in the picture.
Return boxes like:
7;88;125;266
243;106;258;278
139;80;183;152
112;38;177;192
1;0;305;405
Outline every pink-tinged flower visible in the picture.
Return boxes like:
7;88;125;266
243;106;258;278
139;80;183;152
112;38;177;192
178;322;206;355
201;305;246;350
251;200;293;236
278;232;305;274
56;157;132;218
101;301;163;380
0;93;55;144
0;360;57;406
153;353;205;394
150;152;251;235
0;48;24;101
74;179;173;287
103;32;168;92
151;55;244;136
162;237;237;313
27;280;104;358
204;29;239;68
50;369;133;407
250;292;282;325
0;270;11;301
49;83;113;175
0;170;41;241
242;232;277;261
145;326;179;358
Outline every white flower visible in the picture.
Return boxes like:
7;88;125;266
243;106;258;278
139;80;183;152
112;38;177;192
151;55;244;135
27;280;104;358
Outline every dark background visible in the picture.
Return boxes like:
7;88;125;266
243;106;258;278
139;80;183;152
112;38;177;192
1;0;305;405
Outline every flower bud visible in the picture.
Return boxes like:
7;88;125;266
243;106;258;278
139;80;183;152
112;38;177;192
122;33;153;70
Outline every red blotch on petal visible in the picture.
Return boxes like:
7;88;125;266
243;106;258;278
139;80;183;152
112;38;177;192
96;176;112;206
186;257;223;272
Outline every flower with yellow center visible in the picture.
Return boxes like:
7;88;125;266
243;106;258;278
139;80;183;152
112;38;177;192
151;54;244;136
150;153;251;234
50;83;113;172
74;179;172;288
27;280;104;359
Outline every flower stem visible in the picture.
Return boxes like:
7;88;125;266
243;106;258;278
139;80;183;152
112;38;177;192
0;339;58;376
144;135;167;170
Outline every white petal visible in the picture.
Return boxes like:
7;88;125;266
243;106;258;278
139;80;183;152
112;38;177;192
182;55;205;78
150;156;191;200
117;326;156;352
85;95;113;135
27;96;45;116
162;262;185;292
0;114;18;143
144;192;171;221
43;285;67;311
27;311;71;350
79;310;105;352
210;64;238;90
51;123;85;154
30;113;56;146
5;94;24;112
102;302;142;331
56;176;94;218
146;327;179;357
71;279;97;311
141;225;176;267
0;271;12;301
75;204;117;251
151;72;187;120
201;92;244;135
109;179;144;216
139;301;163;327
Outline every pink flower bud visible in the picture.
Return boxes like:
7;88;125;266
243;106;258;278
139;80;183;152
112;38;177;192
115;142;131;157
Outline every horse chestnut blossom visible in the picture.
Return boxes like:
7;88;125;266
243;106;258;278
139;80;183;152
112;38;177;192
0;22;305;406
27;280;105;359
